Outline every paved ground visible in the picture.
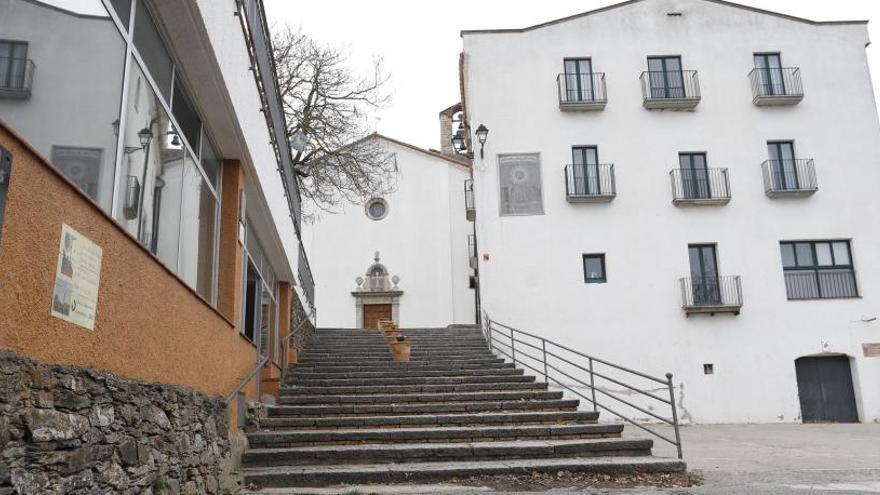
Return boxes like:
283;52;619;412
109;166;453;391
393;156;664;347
251;423;880;494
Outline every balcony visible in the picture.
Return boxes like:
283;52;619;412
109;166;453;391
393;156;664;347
762;159;817;198
464;178;475;221
557;72;607;111
749;67;803;106
784;270;858;300
669;168;730;205
0;58;35;100
640;70;700;109
564;164;616;203
680;276;743;315
467;234;478;269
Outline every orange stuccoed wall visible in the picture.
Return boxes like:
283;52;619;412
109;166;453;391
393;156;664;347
0;123;260;418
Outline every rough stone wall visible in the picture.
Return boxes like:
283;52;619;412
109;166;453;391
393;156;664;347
0;351;238;494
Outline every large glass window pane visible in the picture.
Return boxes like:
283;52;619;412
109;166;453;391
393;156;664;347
109;0;132;28
832;242;851;266
795;243;814;268
200;131;221;188
178;156;218;302
780;243;796;268
0;0;126;210
115;61;183;268
815;243;833;266
172;76;201;152
133;0;173;100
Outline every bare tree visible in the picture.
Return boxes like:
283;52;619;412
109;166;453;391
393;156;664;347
272;26;396;214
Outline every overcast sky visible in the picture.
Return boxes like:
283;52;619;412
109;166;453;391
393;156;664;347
264;0;880;151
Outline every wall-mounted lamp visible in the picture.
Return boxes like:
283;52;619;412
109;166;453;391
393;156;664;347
111;119;120;137
291;130;308;153
138;127;154;149
475;124;489;159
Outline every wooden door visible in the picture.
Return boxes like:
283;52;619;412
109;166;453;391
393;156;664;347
363;304;392;330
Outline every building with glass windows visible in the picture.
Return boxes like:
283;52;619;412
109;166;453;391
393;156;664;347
0;0;313;434
458;0;880;423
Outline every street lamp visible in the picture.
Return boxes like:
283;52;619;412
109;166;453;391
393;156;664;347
135;127;154;244
475;124;489;159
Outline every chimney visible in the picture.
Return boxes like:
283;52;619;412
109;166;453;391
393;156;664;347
439;102;462;155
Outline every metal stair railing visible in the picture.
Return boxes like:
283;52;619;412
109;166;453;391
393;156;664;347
481;313;683;459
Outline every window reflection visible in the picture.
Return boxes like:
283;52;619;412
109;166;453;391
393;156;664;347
178;160;217;302
116;61;183;268
0;0;125;209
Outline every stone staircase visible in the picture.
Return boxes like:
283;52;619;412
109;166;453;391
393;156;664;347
240;327;685;489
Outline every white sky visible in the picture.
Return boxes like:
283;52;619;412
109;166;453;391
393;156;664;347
264;0;880;151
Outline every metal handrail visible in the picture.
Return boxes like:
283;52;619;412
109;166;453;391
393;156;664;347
224;354;269;405
482;314;683;459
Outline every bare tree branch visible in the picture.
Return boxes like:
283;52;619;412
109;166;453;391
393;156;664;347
272;26;396;215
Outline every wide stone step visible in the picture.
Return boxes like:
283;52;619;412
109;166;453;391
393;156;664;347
299;349;493;358
285;368;525;381
277;390;564;405
304;344;489;352
293;362;514;374
242;438;653;466
296;356;499;365
258;410;599;430
266;399;580;417
240;456;685;488
247;423;624;448
288;374;537;388
280;381;548;396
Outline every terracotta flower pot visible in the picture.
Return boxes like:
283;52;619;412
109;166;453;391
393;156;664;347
390;341;411;362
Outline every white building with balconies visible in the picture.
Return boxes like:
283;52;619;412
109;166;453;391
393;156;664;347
459;0;880;423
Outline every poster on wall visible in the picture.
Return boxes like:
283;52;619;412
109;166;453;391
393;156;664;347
50;224;103;330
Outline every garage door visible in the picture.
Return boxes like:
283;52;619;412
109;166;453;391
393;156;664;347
795;356;858;423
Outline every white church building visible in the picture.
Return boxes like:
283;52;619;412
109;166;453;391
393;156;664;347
303;133;476;329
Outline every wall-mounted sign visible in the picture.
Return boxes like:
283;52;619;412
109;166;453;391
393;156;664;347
0;145;12;243
863;343;880;358
51;224;103;330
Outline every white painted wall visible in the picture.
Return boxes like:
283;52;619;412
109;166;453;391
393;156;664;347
303;138;476;328
463;0;880;423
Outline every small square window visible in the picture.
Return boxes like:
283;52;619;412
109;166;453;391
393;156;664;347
583;254;606;283
703;363;714;375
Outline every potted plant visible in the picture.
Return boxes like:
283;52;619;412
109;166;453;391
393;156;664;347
390;334;411;362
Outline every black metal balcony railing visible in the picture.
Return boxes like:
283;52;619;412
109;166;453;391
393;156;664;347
564;164;616;202
557;72;607;110
0;57;36;98
749;67;803;105
784;270;858;300
464;178;475;221
761;159;817;197
680;276;742;313
669;168;730;204
297;243;315;310
640;70;700;108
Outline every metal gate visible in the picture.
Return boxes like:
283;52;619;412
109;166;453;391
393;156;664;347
795;355;858;423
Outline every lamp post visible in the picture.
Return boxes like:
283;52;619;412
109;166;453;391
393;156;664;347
135;126;154;244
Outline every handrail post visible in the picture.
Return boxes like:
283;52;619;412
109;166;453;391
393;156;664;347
589;358;597;412
667;372;683;459
541;339;548;383
510;327;516;365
